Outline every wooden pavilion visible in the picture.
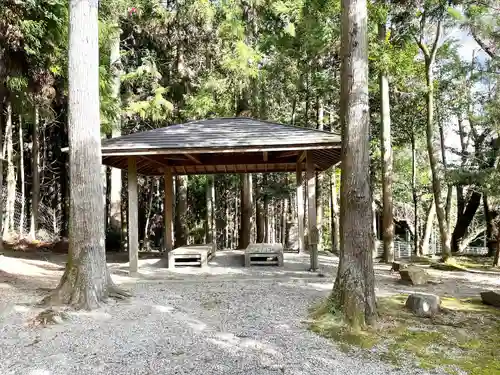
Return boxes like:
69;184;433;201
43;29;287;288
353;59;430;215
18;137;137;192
100;117;341;273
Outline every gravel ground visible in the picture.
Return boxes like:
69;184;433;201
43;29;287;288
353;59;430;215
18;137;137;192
1;251;497;375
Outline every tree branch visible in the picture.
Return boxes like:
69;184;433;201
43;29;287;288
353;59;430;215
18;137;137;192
471;29;497;60
429;19;442;64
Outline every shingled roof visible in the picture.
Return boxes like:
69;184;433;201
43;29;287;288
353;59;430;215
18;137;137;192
101;117;341;175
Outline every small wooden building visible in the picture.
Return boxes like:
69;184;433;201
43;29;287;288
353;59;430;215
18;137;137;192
100;117;341;272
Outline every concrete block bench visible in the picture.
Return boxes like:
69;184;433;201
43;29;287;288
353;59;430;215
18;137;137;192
244;243;284;267
167;244;215;269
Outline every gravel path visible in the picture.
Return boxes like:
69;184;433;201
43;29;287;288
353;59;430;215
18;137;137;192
1;251;496;375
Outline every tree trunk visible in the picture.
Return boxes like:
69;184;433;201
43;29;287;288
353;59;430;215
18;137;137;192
206;175;215;244
330;171;340;254
109;25;122;235
19;115;25;236
282;197;288;246
256;176;265;243
438;113;453;230
30;105;40;239
412;131;418;255
175;175;188;247
0;101;3;249
494;221;500;267
484;195;497;256
263;175;270;242
3;101;15;239
331;0;377;327
424;60;451;260
143;178;155;250
42;0;128;309
239;173;252;249
451;192;482;253
420;200;436;255
379;21;394;263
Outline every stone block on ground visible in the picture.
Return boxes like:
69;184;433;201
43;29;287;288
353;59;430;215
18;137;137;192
399;266;429;285
405;293;441;317
390;261;408;273
480;291;500;308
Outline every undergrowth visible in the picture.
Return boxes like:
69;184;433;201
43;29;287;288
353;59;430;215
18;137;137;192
309;294;500;375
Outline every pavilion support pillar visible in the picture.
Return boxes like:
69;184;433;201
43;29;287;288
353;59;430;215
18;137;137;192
127;157;139;274
306;151;318;271
163;168;174;260
296;163;305;253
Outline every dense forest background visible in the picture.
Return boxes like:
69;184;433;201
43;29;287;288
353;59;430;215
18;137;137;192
0;0;499;264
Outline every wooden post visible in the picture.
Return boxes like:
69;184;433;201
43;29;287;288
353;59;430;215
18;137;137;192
127;157;139;274
307;151;318;271
164;168;174;258
296;163;305;253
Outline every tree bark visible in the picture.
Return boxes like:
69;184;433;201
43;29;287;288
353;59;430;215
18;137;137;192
494;221;500;267
30;105;40;239
438;112;453;230
175;175;188;247
451;192;482;253
206;175;215;245
331;0;377;327
330;171;340;254
484;195;497;256
19;115;25;236
0;101;3;249
256;176;265;243
379;18;394;263
3;101;15;238
41;0;128;309
420;200;436;255
109;23;122;235
411;131;418;255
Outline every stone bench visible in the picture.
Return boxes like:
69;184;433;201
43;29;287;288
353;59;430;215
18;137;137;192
244;243;284;267
167;244;215;269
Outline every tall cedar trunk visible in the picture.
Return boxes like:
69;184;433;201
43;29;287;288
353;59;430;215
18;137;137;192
19;116;25;236
331;0;377;327
379;17;394;263
3;101;15;238
42;0;128;309
330;171;340;254
424;60;451;259
0;101;3;249
281;197;288;246
30;105;40;238
206;175;215;244
109;24;122;234
411;131;418;255
420;200;436;255
316;98;324;250
256;176;265;242
175;175;188;247
143;178;155;250
239;173;252;249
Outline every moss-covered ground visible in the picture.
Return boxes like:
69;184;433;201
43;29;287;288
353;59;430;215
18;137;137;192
309;294;500;375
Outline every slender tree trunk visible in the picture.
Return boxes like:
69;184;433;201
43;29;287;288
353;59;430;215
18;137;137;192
424;60;451;260
175;175;188;247
206;175;215;245
438;112;453;230
411;131;418;255
42;0;128;309
331;0;377;327
143;178;155;250
109;20;122;235
330;171;340;254
30;105;40;239
379;18;394;263
239;173;252;249
316;98;324;251
484;195;497;256
282;197;288;246
19;115;25;236
256;176;265;243
263;175;270;242
420;200;436;255
3;101;15;238
494;221;500;267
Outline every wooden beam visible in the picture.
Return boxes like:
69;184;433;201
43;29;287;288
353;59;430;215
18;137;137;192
296;162;305;254
263;151;268;162
164;168;174;260
277;150;300;158
298;151;306;163
141;155;168;170
306;151;318;271
185;153;202;164
127;157;139;274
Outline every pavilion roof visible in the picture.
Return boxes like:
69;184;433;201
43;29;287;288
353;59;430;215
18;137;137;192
101;117;341;175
